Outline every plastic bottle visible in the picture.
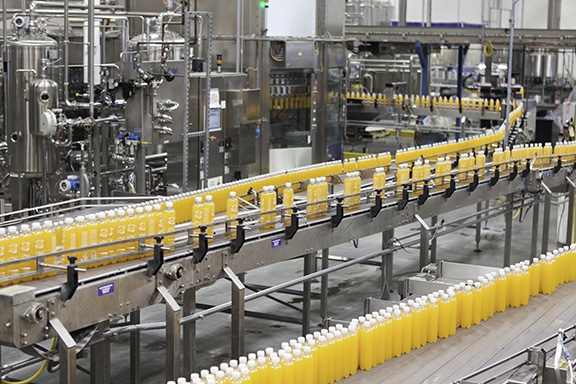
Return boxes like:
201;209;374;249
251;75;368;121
347;323;359;377
460;286;473;329
520;264;530;306
164;201;176;246
401;307;412;354
484;274;496;319
192;196;204;240
471;282;483;325
115;209;127;258
142;206;155;254
125;208;138;253
318;177;329;216
359;321;374;370
282;183;294;220
508;266;522;308
41;220;58;274
19;224;33;278
410;302;423;349
478;277;489;321
106;210;117;259
437;293;451;338
494;269;508;312
204;195;215;241
5;226;21;280
306;179;318;217
301;346;314;384
447;290;458;336
260;186;277;230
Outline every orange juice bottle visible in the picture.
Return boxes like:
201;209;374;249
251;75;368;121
203;195;215;241
192;196;204;239
437;293;450;338
348;324;359;376
257;356;269;384
485;274;496;318
281;353;294;384
494;269;508;312
396;164;410;196
95;212;109;262
291;349;304;384
75;216;90;263
316;335;329;383
282;183;294;218
115;209;127;257
318;177;328;216
260;186;277;230
391;309;403;357
401;307;412;354
460;286;473;328
125;208;138;253
306;179;318;217
82;214;97;263
164;202;176;247
18;224;33;279
106;210;117;260
301;346;314;384
380;311;393;360
6;226;21;280
373;167;386;192
359;321;374;370
447;290;457;335
415;298;427;346
476;150;486;178
269;356;282;384
42;220;58;272
520;264;530;306
410;303;423;349
226;192;239;235
508;266;522;308
478;277;489;321
471;281;483;325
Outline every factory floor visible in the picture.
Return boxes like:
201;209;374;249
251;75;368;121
1;135;572;383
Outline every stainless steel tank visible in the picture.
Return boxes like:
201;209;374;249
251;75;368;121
4;32;58;175
528;52;544;78
29;78;58;137
543;52;558;79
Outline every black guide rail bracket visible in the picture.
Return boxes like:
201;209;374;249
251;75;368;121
418;181;429;206
509;161;518;181
521;159;531;178
60;256;79;302
146;236;165;277
285;207;299;240
230;218;245;254
554;157;562;174
370;190;383;218
490;166;500;186
468;170;479;192
397;184;410;211
444;175;456;198
331;198;344;228
193;226;209;264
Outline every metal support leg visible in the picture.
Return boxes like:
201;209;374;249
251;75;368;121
381;230;395;300
49;318;77;384
302;253;314;335
90;322;110;384
504;193;513;267
158;286;181;382
129;310;140;384
183;287;197;375
542;184;552;254
531;194;540;260
475;202;482;252
224;266;245;358
320;248;329;322
566;177;575;245
430;216;438;262
415;214;430;269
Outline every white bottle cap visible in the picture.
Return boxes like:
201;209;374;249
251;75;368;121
144;205;152;213
206;195;213;202
195;196;203;203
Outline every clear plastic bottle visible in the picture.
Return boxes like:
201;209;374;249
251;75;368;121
227;192;239;236
203;195;215;241
19;224;33;278
192;196;204;240
306;178;318;217
164;201;177;246
401;307;412;354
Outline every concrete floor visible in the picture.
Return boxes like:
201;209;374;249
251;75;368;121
0;134;569;383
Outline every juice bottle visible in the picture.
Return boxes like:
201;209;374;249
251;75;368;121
410;303;423;349
316;335;329;383
301;346;314;384
476;150;486;178
460;286;473;329
76;216;90;263
291;349;303;384
164;202;176;246
349;172;362;211
478;277;489;321
401;307;412;354
19;224;33;279
447;290;457;336
106;210;117;260
42;220;58;273
282;183;294;220
484;274;496;318
306;179;318;217
413;160;424;193
317;177;328;216
203;195;215;241
260;186;277;230
333;330;345;380
520;264;530;306
192;197;204;240
508;266;522;308
95;212;108;262
268;356;282;384
494;269;508;312
153;204;164;242
391;309;403;357
143;206;155;254
257;356;269;384
125;208;137;253
6;226;21;280
396;164;410;196
347;323;359;376
372;167;386;192
82;214;97;263
437;294;450;338
359;321;374;370
471;282;483;324
370;318;379;368
115;209;127;258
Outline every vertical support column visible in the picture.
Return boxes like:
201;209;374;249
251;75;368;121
430;216;438;263
415;41;429;96
158;286;182;382
49;318;77;384
475;202;483;252
302;253;314;335
566;178;575;245
183;287;197;375
542;184;552;254
320;248;330;322
504;193;513;267
129;310;140;384
224;266;245;358
381;230;395;300
90;322;111;384
415;215;430;269
531;194;540;259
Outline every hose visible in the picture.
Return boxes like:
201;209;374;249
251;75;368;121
2;338;57;384
499;196;522;220
483;41;494;58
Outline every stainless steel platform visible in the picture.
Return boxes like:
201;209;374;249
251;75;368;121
341;280;576;384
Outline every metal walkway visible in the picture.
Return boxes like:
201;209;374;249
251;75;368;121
341;280;576;383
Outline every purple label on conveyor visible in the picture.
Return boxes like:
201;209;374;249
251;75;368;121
98;283;115;297
271;238;282;248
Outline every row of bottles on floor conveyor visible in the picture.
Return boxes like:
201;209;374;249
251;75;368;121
0;201;178;285
346;92;503;112
175;244;576;384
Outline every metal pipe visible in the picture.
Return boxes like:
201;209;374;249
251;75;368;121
63;0;71;107
547;0;561;30
504;0;521;151
398;0;407;27
33;1;124;10
88;0;95;120
236;0;241;72
2;0;7;62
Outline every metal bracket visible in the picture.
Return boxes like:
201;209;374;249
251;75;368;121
157;286;181;381
60;256;79;302
554;157;562;174
509;161;518;181
468;170;479;192
331;198;344;228
521;159;531;178
370;190;383;218
444;175;456;198
146;237;165;277
49;318;77;383
490;166;500;186
223;266;245;358
192;227;208;264
230;218;246;254
284;208;299;240
418;181;430;205
397;185;410;210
